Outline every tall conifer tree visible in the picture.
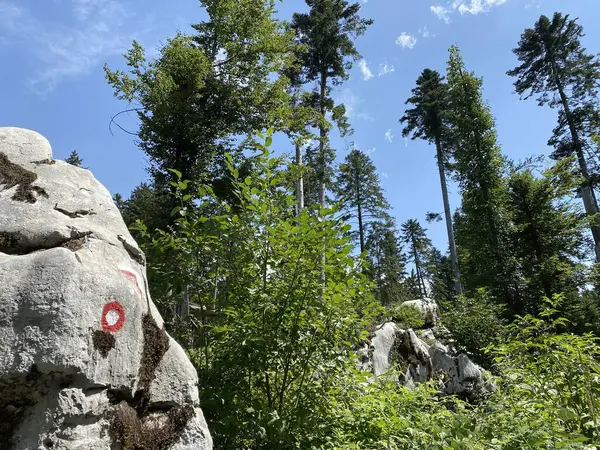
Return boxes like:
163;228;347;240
508;12;600;261
334;149;389;254
289;0;372;207
401;69;463;295
446;46;518;311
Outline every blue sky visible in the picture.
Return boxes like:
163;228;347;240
1;0;599;250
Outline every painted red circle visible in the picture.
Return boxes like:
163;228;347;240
101;301;125;332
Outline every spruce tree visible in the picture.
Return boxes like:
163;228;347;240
508;12;600;261
65;150;84;168
400;219;433;299
334;149;389;254
290;0;372;207
401;68;463;295
365;218;408;305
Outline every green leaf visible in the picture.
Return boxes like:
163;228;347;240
167;168;182;179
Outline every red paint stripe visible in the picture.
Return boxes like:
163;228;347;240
120;269;142;296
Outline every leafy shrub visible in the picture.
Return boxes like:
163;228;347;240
385;303;425;329
143;131;381;448
441;289;507;365
322;299;600;449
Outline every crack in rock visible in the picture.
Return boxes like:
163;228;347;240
118;235;145;266
54;204;97;218
0;230;93;255
32;159;56;165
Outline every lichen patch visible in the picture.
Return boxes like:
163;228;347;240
0;152;48;203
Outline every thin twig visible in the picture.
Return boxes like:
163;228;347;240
109;108;143;137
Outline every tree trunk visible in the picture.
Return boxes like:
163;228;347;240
318;72;327;208
435;136;463;296
552;61;600;262
295;142;304;214
355;171;365;254
411;236;425;298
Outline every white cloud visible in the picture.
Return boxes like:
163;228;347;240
431;0;508;23
395;32;417;49
404;137;409;148
337;88;358;118
378;63;395;77
418;26;434;38
366;147;376;155
358;59;374;81
0;0;155;95
458;0;507;15
356;112;375;121
385;129;394;143
380;172;389;179
431;5;451;23
336;88;373;122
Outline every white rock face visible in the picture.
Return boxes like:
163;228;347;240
0;128;212;450
370;322;403;376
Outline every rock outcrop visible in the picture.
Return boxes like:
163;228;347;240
359;299;492;400
0;128;212;449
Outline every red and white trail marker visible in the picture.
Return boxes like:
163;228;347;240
101;301;125;332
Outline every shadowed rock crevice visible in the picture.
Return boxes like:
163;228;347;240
54;204;97;218
110;402;194;450
138;314;170;399
0;366;43;450
0;230;92;255
109;314;192;450
118;234;146;266
0;152;48;203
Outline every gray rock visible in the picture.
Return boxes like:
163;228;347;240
359;318;487;398
371;322;402;376
400;329;432;384
429;346;483;396
401;297;440;324
0;128;212;449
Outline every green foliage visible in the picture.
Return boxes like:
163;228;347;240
141;131;381;448
365;218;409;305
507;157;589;315
289;0;372;206
400;219;432;299
490;295;600;443
386;303;425;330
105;0;296;190
64;150;85;168
425;248;455;304
442;290;507;365
508;12;600;260
322;301;600;449
401;68;462;296
447;46;518;311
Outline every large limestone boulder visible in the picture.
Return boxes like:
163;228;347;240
358;297;490;400
0;128;212;449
